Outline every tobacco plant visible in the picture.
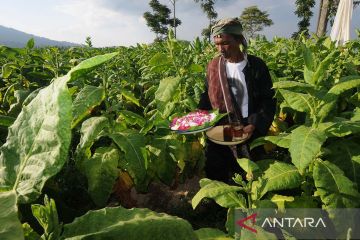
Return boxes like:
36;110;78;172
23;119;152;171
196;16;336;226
0;52;209;240
1;33;360;239
192;38;360;239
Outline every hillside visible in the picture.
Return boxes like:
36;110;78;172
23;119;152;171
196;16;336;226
0;25;82;48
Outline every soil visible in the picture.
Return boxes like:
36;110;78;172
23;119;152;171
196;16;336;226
110;175;227;230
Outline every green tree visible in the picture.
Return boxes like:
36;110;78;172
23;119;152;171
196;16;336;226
293;0;315;38
143;0;181;40
240;6;273;39
85;36;93;48
194;0;218;41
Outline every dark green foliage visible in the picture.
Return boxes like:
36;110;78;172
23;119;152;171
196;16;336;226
240;5;274;39
85;36;93;48
143;0;181;40
292;0;315;38
194;0;218;41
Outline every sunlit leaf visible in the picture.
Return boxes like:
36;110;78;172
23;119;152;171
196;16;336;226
81;147;120;206
110;130;147;190
67;52;118;82
325;139;360;189
72;85;105;128
62;207;197;240
75;116;110;169
0;77;72;203
192;178;243;209
263;162;301;192
0;191;24;240
278;89;315;113
289;126;327;172
313;160;360;208
120;89;140;107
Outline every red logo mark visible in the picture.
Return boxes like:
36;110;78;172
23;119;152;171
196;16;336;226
236;213;257;233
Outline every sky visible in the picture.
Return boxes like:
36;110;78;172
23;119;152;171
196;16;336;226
0;0;359;47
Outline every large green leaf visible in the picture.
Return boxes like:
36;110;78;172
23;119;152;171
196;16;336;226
265;134;292;149
237;158;260;173
312;50;339;85
313;160;360;208
110;131;147;189
289;126;327;173
325;139;360;190
302;45;315;85
118;110;146;127
278;89;315;113
273;80;314;91
0;77;72;203
75;116;110;169
195;228;232;240
250;134;291;150
318;76;360;121
321;119;360;137
147;136;179;185
302;45;314;71
192;178;243;209
148;52;172;73
62;206;197;240
303;67;315;85
155;76;181;104
120;89;140;107
263;162;301;192
72;85;105;128
0;191;24;240
285;195;318;208
67;52;118;82
0;52;118;204
160;101;176;118
81;147;120;206
327;76;360;95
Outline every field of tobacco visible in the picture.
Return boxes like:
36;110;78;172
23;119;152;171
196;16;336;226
0;33;359;239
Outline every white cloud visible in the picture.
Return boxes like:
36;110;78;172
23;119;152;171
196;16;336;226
50;0;154;46
1;0;358;47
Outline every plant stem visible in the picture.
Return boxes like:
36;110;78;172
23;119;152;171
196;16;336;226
247;179;253;209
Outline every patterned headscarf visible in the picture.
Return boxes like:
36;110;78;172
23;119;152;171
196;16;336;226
211;17;243;36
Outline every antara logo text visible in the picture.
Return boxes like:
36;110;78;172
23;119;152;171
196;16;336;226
261;217;327;228
236;213;327;233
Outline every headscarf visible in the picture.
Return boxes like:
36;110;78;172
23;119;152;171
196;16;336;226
211;17;243;36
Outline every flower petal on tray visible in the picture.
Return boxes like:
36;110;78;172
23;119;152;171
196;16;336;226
170;109;227;132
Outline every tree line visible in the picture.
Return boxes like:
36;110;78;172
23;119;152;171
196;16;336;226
143;0;359;41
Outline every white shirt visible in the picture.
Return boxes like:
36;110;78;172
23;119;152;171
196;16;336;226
225;59;249;118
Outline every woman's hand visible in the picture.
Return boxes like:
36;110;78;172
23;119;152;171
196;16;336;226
243;124;255;137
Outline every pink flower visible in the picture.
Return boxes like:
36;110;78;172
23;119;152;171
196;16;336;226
170;110;216;131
